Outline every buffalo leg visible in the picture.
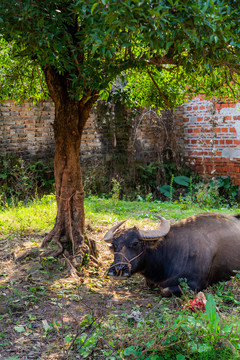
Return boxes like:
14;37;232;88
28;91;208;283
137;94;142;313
145;278;157;289
158;277;201;296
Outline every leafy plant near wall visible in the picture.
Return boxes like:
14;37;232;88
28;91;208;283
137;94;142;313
82;156;239;206
215;177;239;203
82;157;197;201
190;178;239;208
193;182;222;208
137;162;162;191
159;174;239;208
159;175;191;199
0;154;54;204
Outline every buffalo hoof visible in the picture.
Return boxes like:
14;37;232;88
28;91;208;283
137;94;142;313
160;287;172;297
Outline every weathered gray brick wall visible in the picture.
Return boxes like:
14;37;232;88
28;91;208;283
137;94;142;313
0;100;185;164
0;100;55;160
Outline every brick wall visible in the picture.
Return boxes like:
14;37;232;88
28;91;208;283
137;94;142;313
0;100;55;160
0;100;103;161
1;98;240;184
0;101;184;165
183;97;240;184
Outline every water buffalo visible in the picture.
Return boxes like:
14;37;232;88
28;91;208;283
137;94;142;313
104;213;240;296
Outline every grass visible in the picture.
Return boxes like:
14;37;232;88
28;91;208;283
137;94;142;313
1;194;239;235
0;194;57;234
1;195;240;359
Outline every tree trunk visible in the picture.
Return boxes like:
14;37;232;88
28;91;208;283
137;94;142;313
41;66;97;266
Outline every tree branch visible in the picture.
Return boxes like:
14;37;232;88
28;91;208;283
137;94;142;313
147;70;171;108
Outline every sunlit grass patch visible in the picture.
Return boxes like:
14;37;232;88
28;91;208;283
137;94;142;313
0;195;239;235
0;194;57;234
85;197;239;227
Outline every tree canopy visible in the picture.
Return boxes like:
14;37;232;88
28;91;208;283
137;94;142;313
0;0;239;106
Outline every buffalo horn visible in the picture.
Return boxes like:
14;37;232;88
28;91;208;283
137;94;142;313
104;220;126;243
139;216;170;240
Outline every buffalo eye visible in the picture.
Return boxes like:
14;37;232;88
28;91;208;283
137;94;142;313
109;245;115;252
130;239;139;248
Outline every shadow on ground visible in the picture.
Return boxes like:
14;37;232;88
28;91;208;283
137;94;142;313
0;231;173;360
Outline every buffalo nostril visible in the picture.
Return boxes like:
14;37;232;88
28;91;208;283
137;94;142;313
122;270;129;277
108;269;115;277
115;266;129;276
107;266;130;279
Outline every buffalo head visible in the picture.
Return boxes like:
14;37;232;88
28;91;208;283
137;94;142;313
104;217;170;279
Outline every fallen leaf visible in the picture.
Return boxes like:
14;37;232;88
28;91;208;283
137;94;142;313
14;325;25;333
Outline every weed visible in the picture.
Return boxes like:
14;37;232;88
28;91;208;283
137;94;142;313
137;162;162;191
82;160;109;198
146;192;153;202
178;278;194;298
194;181;222;208
170;174;174;201
214;177;239;206
159;175;191;202
111;178;122;204
0;154;54;205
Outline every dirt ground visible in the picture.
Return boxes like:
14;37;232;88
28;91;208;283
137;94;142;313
0;229;169;360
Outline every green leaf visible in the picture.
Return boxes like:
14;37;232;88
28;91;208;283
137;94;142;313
176;355;186;360
91;3;99;15
123;346;137;356
14;325;25;333
28;314;37;321
174;176;191;186
64;334;72;343
159;185;174;198
42;320;51;332
205;294;220;326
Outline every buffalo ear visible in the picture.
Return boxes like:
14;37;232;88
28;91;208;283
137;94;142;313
104;220;126;243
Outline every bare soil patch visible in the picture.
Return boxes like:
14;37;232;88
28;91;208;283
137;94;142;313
0;229;167;360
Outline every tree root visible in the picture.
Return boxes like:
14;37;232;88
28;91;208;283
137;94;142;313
14;247;42;263
41;224;61;248
41;226;97;273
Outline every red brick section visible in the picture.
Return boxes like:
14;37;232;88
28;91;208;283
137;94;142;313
183;97;240;185
185;157;240;184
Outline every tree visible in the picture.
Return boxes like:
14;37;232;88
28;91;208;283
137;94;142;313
0;0;239;266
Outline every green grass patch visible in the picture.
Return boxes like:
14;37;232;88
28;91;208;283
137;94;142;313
85;197;239;227
0;195;239;235
0;194;57;234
